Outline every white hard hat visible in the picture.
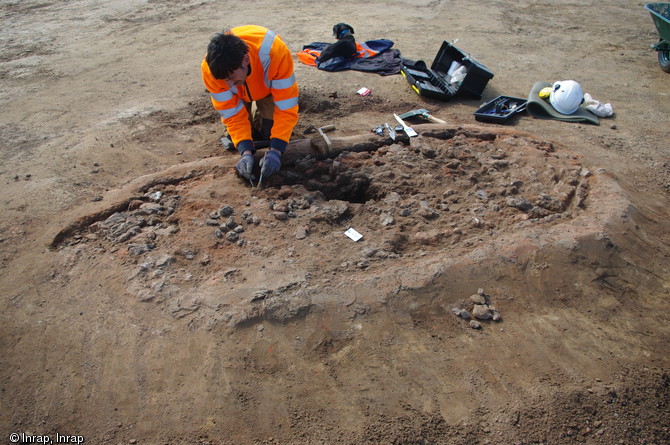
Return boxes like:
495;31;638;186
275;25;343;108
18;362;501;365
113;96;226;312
549;80;584;115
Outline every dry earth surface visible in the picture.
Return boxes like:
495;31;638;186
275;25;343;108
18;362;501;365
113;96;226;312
1;1;670;444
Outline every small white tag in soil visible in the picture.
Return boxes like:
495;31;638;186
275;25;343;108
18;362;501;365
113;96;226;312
344;228;363;242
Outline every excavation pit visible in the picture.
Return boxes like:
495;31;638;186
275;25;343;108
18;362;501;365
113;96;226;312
51;126;625;330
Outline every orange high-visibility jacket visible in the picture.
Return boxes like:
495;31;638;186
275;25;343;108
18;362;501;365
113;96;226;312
201;25;299;153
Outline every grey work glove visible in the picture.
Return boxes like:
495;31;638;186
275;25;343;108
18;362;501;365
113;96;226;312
259;149;282;178
235;153;255;180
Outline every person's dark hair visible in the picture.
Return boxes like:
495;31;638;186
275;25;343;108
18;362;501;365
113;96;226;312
206;31;249;79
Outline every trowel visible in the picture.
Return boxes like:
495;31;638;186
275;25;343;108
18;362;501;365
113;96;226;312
393;114;418;137
398;108;447;124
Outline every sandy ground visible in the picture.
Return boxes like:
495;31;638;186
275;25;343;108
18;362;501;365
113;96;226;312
1;0;670;444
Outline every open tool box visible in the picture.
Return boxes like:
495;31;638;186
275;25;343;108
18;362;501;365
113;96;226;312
400;41;494;100
473;95;527;123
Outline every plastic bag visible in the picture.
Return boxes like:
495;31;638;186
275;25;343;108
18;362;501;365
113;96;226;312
449;66;467;84
583;93;614;117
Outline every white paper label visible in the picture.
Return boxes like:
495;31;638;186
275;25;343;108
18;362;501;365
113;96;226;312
344;228;363;242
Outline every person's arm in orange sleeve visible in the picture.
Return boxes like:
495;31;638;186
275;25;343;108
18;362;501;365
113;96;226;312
266;43;299;154
201;59;255;155
258;40;300;180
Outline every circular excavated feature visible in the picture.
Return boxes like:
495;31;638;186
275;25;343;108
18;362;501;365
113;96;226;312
52;126;628;330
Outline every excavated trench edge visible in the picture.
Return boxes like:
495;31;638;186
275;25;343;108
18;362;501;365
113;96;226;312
49;125;554;249
49;125;644;332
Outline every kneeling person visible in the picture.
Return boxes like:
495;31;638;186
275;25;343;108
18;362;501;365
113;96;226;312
201;25;299;182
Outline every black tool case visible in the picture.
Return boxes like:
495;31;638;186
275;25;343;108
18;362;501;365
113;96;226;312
473;95;527;123
400;41;494;100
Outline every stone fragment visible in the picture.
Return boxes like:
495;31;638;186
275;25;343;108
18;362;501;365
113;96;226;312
251;289;270;302
469;294;486;305
383;192;401;204
472;304;493;320
418;201;439;220
362;247;377;258
273;211;288;221
112;225;141;243
535;193;565;212
295;226;308;240
155;254;175;268
506;196;533;211
310;200;350;223
469;320;481;329
292;198;311;210
128;243;154;256
492;159;509;169
380;213;395;226
224;216;236;229
128;200;144;211
101;212;126;229
273;202;289;213
421;147;436;158
139;203;163;214
221;269;239;280
219;205;234;217
137;290;154;302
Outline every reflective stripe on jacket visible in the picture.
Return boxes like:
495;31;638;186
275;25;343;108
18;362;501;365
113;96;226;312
201;25;299;150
